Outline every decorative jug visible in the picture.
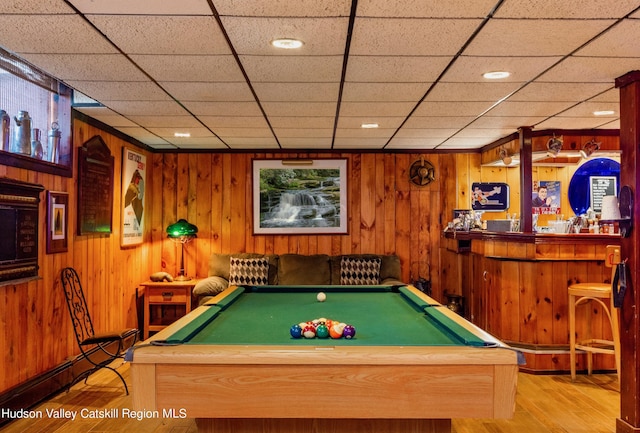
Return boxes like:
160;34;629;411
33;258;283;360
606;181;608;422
0;110;9;151
12;110;31;155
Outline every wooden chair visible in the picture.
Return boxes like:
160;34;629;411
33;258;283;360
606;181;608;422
569;245;621;382
60;267;138;394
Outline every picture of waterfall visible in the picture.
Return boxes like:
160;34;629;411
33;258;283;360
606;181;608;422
253;159;348;234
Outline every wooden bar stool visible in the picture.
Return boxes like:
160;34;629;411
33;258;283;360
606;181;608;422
569;245;621;381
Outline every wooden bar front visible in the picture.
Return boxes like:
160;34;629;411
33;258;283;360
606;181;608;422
442;231;621;373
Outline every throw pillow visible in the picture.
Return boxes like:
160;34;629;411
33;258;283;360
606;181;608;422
340;257;381;285
229;257;269;286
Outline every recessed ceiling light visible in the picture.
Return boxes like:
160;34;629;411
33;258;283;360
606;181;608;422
482;71;510;80
361;123;379;129
593;110;615;116
174;132;191;138
271;38;304;49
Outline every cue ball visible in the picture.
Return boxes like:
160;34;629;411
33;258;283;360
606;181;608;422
317;292;327;302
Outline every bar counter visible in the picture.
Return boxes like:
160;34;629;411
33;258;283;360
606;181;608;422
442;230;621;373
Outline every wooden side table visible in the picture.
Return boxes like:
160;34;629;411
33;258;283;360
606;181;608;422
140;280;198;339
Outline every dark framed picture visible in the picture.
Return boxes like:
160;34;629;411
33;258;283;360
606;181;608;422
252;159;348;235
46;191;68;254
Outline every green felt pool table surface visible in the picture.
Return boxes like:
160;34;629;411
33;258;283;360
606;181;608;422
165;285;487;347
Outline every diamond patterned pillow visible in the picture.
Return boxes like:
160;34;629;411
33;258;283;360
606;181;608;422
229;257;269;286
340;257;381;285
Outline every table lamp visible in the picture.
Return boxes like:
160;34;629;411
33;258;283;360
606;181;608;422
166;219;198;281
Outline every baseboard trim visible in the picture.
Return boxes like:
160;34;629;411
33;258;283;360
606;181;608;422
0;333;136;428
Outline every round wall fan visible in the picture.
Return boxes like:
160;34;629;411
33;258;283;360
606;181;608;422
409;157;435;186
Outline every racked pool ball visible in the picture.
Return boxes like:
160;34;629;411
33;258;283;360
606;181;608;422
342;325;356;339
317;292;326;302
329;324;343;339
316;324;329;338
290;324;303;339
302;325;316;339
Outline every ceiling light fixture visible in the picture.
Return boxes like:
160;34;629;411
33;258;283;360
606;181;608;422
593;110;615;116
271;38;304;49
580;138;601;159
174;132;191;138
361;123;379;129
483;71;510;80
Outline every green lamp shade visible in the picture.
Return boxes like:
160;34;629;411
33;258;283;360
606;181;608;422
166;219;198;238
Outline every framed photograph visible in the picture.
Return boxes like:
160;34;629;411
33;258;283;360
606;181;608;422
253;159;348;235
46;191;68;254
121;147;146;246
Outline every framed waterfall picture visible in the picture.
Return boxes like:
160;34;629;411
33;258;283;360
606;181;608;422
252;159;348;235
121;147;146;246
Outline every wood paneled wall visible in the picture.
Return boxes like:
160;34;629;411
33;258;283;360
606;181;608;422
0;118;153;393
153;153;465;295
0;118;476;395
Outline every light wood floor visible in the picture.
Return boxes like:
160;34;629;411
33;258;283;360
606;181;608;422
0;362;620;433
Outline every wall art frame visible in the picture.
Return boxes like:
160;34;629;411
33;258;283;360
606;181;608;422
252;159;348;235
121;147;146;247
46;190;68;254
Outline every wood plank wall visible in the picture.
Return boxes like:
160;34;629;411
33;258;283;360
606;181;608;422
152;152;463;293
0;116;475;395
0;118;153;393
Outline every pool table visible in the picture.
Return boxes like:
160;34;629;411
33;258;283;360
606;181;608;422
129;285;518;433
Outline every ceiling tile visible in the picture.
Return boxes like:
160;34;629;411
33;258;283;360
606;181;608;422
471;116;547;129
334;128;396;138
128;115;203;128
66;81;171;102
0;15;116;54
384;138;441;149
214;0;351;17
262;101;336;117
342;82;429;101
537;56;640;83
161;82;255;102
413;101;495;117
394;128;459;139
351;18;482;56
358;0;498;18
225;137;279;148
340;101;415;116
509;82;613;102
494;0;640;18
337;116;406;129
68;0;212;15
577;19;640;57
402;116;476;129
213;127;274;138
273;128;333;138
221;17;348;55
20;53;149;81
182;101;263;116
268;117;335;129
113;127;171;145
346;56;452;83
73;107;138;127
252;83;339;102
239;56;343;82
2;0;73;13
199;116;271;129
465;19;616;56
487;100;576;117
333;137;389;148
534;116;617;130
130;55;243;82
102;100;191;116
279;138;333;148
87;15;229;55
426;82;522;102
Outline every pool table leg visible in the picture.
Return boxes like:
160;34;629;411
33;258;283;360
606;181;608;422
195;418;452;433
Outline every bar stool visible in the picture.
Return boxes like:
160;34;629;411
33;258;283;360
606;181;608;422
569;245;621;382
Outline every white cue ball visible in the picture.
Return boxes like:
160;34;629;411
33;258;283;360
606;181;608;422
317;292;326;302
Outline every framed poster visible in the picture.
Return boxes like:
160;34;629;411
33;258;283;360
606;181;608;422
532;180;561;215
253;159;348;235
471;182;509;211
46;191;68;254
121;147;146;246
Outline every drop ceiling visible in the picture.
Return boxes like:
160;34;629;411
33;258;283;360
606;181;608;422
0;0;637;151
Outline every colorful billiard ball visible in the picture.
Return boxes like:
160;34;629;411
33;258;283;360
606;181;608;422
316;324;329;338
329;325;343;339
302;325;316;339
290;324;303;338
342;325;356;339
317;292;326;302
